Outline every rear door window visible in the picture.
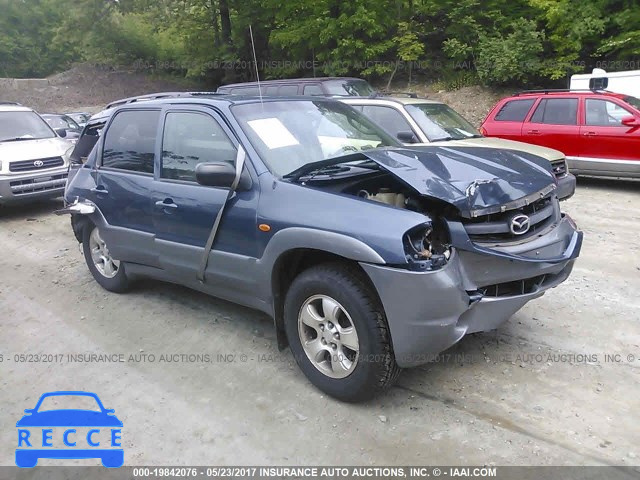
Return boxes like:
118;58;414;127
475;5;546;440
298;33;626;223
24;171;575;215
101;110;160;173
303;84;324;96
494;99;536;122
530;98;578;125
277;85;299;95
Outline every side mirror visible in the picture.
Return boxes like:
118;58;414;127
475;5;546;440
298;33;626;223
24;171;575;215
104;408;115;414
621;115;639;127
24;409;34;414
397;131;418;144
55;128;67;138
196;162;236;188
195;147;251;191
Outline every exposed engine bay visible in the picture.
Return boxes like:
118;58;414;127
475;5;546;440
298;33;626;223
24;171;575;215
307;170;454;268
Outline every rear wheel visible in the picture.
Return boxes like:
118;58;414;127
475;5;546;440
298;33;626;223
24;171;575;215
82;223;129;292
284;263;400;402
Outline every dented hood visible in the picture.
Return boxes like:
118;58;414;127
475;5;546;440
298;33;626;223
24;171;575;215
360;146;557;218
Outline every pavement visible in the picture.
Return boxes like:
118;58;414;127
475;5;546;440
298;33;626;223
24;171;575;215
0;177;639;467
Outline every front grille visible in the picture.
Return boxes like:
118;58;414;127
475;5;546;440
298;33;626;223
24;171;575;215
10;173;67;195
551;159;567;177
463;195;557;243
9;156;64;172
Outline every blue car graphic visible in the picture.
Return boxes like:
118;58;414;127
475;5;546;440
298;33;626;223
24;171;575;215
16;391;123;468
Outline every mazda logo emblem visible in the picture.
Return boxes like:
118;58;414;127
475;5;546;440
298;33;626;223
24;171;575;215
33;160;44;168
510;214;531;235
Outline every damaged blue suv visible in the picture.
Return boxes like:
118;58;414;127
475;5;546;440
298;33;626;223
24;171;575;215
60;94;582;401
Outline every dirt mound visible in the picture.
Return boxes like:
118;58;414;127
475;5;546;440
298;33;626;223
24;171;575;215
383;83;510;127
0;63;204;114
1;64;508;125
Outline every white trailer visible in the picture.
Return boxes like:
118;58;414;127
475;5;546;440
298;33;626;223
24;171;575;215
570;68;640;98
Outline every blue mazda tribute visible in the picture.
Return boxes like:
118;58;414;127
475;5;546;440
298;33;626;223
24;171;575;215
60;94;582;401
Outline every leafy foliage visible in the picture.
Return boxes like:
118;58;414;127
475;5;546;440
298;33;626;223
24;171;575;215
0;0;638;87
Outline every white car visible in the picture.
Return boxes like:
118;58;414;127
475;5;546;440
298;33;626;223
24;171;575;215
0;103;72;206
341;96;576;200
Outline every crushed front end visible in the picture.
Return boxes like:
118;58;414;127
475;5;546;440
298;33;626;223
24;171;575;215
361;189;582;368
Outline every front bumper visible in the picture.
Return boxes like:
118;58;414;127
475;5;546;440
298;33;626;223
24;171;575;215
0;168;68;205
361;214;582;368
556;173;577;201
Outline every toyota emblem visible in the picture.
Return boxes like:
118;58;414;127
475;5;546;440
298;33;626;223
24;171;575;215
510;214;531;235
33;160;44;168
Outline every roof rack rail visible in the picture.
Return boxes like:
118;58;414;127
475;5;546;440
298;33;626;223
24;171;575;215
513;88;611;96
373;91;420;98
0;101;22;106
105;91;219;110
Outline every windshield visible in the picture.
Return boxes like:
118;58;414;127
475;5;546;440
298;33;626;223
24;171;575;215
406;103;481;141
69;113;90;124
0;111;56;142
233;100;398;176
324;80;376;97
624;96;640;110
44;115;80;130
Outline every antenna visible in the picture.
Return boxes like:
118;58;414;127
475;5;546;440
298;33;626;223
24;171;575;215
249;25;263;107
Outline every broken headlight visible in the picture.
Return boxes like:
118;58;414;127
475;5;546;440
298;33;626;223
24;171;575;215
403;222;451;271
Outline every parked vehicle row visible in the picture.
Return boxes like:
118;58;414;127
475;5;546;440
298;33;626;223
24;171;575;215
59;92;582;401
215;77;640;180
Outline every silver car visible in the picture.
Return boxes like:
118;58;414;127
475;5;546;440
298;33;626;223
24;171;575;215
0;103;72;206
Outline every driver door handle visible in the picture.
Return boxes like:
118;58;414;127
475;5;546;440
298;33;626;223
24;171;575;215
155;199;178;208
526;129;541;135
155;198;178;210
583;131;597;136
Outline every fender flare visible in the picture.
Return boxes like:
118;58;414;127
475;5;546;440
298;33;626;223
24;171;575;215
256;227;387;349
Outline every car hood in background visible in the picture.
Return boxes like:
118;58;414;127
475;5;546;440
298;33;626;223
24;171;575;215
426;137;565;162
0;137;71;162
361;146;557;218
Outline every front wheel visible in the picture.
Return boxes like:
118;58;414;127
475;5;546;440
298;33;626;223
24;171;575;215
82;223;129;292
284;263;400;402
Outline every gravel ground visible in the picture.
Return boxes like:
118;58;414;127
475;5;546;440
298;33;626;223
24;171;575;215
0;177;639;467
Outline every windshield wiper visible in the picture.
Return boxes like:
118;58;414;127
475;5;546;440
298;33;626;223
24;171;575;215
283;151;370;181
301;165;352;182
0;136;36;142
430;136;454;142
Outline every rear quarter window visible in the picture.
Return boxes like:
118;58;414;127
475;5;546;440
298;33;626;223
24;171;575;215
494;99;536;122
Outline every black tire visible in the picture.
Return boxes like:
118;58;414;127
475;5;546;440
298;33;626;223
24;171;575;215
82;223;129;293
284;262;400;402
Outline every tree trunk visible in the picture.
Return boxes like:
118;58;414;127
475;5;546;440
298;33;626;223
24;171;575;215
219;0;232;46
210;0;221;47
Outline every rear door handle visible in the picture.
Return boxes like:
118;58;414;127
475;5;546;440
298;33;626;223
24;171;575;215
90;186;108;195
526;129;541;135
583;131;597;136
